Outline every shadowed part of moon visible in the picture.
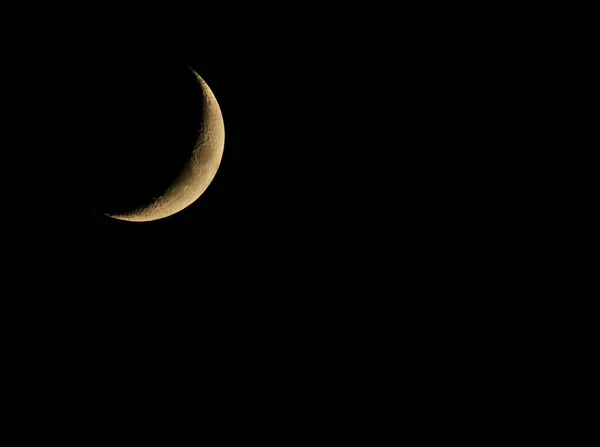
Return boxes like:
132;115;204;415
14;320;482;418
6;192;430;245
106;71;225;222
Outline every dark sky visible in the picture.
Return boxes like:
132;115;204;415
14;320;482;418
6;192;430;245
2;11;518;363
9;13;497;298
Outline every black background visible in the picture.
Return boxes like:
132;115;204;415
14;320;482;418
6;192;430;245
0;11;537;412
3;9;515;330
0;10;555;429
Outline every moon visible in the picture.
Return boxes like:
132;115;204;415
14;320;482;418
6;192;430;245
104;70;224;222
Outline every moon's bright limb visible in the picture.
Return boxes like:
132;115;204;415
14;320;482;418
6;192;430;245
107;70;224;222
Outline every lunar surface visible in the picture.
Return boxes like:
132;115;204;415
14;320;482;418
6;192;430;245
103;70;225;222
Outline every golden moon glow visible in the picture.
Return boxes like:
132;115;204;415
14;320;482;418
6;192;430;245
108;71;225;222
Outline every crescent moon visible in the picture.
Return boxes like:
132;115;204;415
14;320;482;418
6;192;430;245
107;70;225;222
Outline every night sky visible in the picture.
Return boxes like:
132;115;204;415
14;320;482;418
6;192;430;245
0;9;536;421
12;14;486;298
3;12;514;388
